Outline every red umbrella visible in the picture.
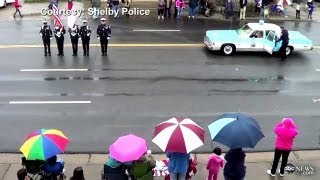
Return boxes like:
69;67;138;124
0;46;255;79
152;117;205;153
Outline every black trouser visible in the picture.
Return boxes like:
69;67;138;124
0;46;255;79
174;7;177;17
56;37;64;55
164;6;171;17
279;42;288;61
82;39;90;55
271;148;291;174
158;9;165;16
71;37;78;55
296;10;300;19
42;38;51;55
100;39;109;54
13;8;22;17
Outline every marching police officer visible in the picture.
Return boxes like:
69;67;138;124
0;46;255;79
39;19;52;56
79;19;91;56
68;24;80;56
53;25;66;56
97;18;111;56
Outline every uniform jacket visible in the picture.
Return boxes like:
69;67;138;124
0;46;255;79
274;118;299;150
223;148;246;178
40;25;53;40
79;25;92;40
68;25;80;39
53;26;65;39
97;24;111;39
206;154;224;174
175;0;186;8
277;29;289;44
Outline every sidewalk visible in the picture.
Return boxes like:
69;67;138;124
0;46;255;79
1;150;319;179
0;1;319;22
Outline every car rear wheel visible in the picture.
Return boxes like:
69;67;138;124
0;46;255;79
286;46;293;56
221;44;235;56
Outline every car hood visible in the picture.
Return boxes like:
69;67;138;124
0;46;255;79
206;30;239;41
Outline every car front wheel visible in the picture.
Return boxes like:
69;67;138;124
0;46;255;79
286;46;293;56
221;44;235;56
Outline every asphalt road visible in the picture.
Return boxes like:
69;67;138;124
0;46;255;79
0;17;320;153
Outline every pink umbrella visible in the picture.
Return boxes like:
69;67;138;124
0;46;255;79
152;117;205;153
109;134;147;162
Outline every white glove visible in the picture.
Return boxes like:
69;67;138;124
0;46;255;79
107;37;110;40
39;33;42;37
79;37;81;40
50;37;52;39
97;37;100;39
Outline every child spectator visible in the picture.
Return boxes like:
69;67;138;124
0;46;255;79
206;146;224;180
13;0;23;18
158;0;166;19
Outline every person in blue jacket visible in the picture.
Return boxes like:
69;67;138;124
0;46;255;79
43;155;65;178
166;152;190;180
308;2;315;19
223;148;246;180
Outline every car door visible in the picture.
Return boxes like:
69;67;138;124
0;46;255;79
249;30;264;50
263;31;277;54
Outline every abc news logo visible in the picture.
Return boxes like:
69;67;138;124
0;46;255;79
285;163;315;176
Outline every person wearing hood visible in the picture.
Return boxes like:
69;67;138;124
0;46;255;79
223;148;246;180
267;117;299;177
103;156;129;180
206;146;224;180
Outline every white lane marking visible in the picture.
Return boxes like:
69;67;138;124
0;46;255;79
132;29;181;32
9;101;91;104
313;99;320;102
315;69;320;71
20;69;89;72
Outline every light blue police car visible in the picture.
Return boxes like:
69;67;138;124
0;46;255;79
204;21;313;56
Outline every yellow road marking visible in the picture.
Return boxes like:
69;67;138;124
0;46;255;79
0;44;204;48
0;44;318;49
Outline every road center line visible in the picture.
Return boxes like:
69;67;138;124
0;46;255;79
132;29;181;32
20;69;89;72
315;69;320;71
9;101;91;104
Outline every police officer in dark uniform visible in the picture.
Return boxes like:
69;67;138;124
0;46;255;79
39;19;52;56
276;26;289;61
79;19;91;56
68;24;80;56
97;18;111;56
53;25;66;56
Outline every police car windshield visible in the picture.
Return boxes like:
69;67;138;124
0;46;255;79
237;25;252;36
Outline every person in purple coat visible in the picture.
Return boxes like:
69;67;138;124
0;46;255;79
225;0;233;19
308;2;315;19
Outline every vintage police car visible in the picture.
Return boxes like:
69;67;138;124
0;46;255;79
204;21;313;56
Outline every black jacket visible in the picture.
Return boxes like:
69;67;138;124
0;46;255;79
53;27;65;39
97;24;111;39
40;25;52;40
223;148;246;178
79;25;91;40
189;0;199;8
239;0;247;8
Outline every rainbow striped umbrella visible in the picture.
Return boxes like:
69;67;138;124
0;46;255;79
20;129;70;160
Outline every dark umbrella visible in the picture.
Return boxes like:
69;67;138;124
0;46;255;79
208;113;265;149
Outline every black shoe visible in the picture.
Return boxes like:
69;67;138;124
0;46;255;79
83;54;86;56
48;53;51;56
44;53;47;56
101;54;105;56
21;15;23;18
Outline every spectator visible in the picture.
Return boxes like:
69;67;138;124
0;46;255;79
158;0;166;19
189;0;199;18
164;0;173;17
124;0;131;17
296;3;301;19
186;155;197;180
130;151;156;180
176;0;186;18
276;5;287;18
92;0;101;19
308;2;314;19
225;0;233;19
70;167;85;180
104;156;129;180
255;0;262;14
113;0;120;17
17;168;29;180
206;146;224;180
239;0;247;20
223;148;246;180
43;155;64;178
267;118;299;177
166;152;190;180
13;0;23;18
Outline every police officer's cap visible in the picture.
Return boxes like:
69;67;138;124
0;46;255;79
100;18;106;21
83;19;87;23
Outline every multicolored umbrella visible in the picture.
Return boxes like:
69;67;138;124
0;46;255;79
109;134;147;162
208;113;264;149
152;117;205;153
20;129;70;160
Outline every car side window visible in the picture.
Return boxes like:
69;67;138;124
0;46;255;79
250;31;264;38
267;32;275;42
266;30;275;37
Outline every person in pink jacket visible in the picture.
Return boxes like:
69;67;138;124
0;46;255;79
175;0;186;18
206;146;224;180
267;117;299;177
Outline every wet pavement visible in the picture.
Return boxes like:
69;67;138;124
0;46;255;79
0;2;320;153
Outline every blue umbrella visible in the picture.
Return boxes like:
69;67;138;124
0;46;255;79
208;113;264;149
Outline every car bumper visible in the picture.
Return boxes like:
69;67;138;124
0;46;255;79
204;38;219;51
